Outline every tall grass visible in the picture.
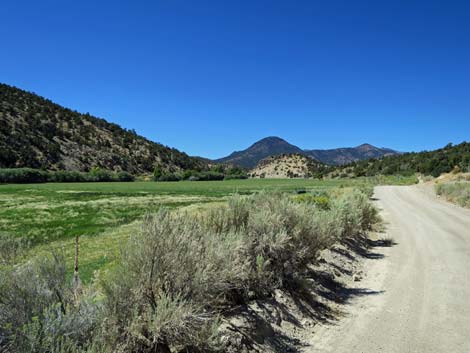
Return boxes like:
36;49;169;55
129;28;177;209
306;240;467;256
0;189;378;352
436;181;470;208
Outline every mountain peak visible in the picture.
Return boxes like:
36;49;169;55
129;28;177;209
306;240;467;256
216;136;303;168
251;136;292;147
216;137;400;168
357;143;374;148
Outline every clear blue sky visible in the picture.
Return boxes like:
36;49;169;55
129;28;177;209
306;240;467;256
1;0;469;158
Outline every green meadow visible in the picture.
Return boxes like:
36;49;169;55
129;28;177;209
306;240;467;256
0;175;416;282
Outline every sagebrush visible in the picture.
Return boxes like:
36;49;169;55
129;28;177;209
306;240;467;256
0;189;378;352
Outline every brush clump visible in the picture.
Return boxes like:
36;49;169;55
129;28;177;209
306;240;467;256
0;189;378;353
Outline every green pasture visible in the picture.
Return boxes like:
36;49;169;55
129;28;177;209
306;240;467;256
0;175;416;282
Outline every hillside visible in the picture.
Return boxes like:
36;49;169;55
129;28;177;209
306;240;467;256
216;137;399;168
249;153;329;179
335;142;470;177
0;83;206;174
305;143;398;165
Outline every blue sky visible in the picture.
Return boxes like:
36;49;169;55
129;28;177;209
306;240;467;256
1;0;469;158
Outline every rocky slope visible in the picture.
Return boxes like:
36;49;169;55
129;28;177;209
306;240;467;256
0;83;206;173
249;153;329;179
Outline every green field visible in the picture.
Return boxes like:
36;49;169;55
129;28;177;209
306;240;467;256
0;176;416;282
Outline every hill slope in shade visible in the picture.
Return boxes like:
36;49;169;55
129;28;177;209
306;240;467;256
216;137;400;168
0;83;206;173
250;153;328;179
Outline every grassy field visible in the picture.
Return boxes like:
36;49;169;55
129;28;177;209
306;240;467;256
0;175;416;282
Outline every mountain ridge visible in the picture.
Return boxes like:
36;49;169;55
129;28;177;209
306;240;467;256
215;137;400;168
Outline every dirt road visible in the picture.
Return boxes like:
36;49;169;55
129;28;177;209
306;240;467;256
306;185;470;353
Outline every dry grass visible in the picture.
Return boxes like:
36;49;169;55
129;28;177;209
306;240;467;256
436;181;470;208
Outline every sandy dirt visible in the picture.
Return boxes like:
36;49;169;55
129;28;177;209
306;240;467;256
305;185;470;353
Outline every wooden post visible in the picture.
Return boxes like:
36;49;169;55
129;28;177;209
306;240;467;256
72;235;82;299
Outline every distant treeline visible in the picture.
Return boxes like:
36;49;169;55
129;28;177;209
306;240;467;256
0;166;248;184
336;142;470;178
0;168;135;184
153;165;248;182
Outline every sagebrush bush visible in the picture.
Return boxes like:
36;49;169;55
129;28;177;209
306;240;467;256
97;210;242;352
0;188;378;353
0;233;30;265
0;253;100;353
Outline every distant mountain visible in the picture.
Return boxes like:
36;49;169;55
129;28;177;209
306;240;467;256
304;144;399;166
0;83;207;173
216;137;400;168
215;137;304;168
250;153;328;179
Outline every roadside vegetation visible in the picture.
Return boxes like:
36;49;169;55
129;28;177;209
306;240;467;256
436;178;470;208
0;177;414;282
0;188;378;353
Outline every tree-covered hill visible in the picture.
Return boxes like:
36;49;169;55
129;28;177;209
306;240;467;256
335;142;470;178
0;83;206;174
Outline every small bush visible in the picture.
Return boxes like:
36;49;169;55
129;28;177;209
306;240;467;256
0;253;100;352
116;171;135;182
294;193;331;210
0;233;30;265
156;173;182;182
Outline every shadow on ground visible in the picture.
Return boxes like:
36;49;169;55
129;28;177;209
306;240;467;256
219;235;394;352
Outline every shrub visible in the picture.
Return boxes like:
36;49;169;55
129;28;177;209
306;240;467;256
156;173;182;182
0;233;29;265
116;171;135;182
0;168;49;184
293;193;331;210
49;170;87;182
88;168;114;182
0;253;100;352
436;181;470;208
331;189;379;235
98;210;241;352
0;189;378;352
